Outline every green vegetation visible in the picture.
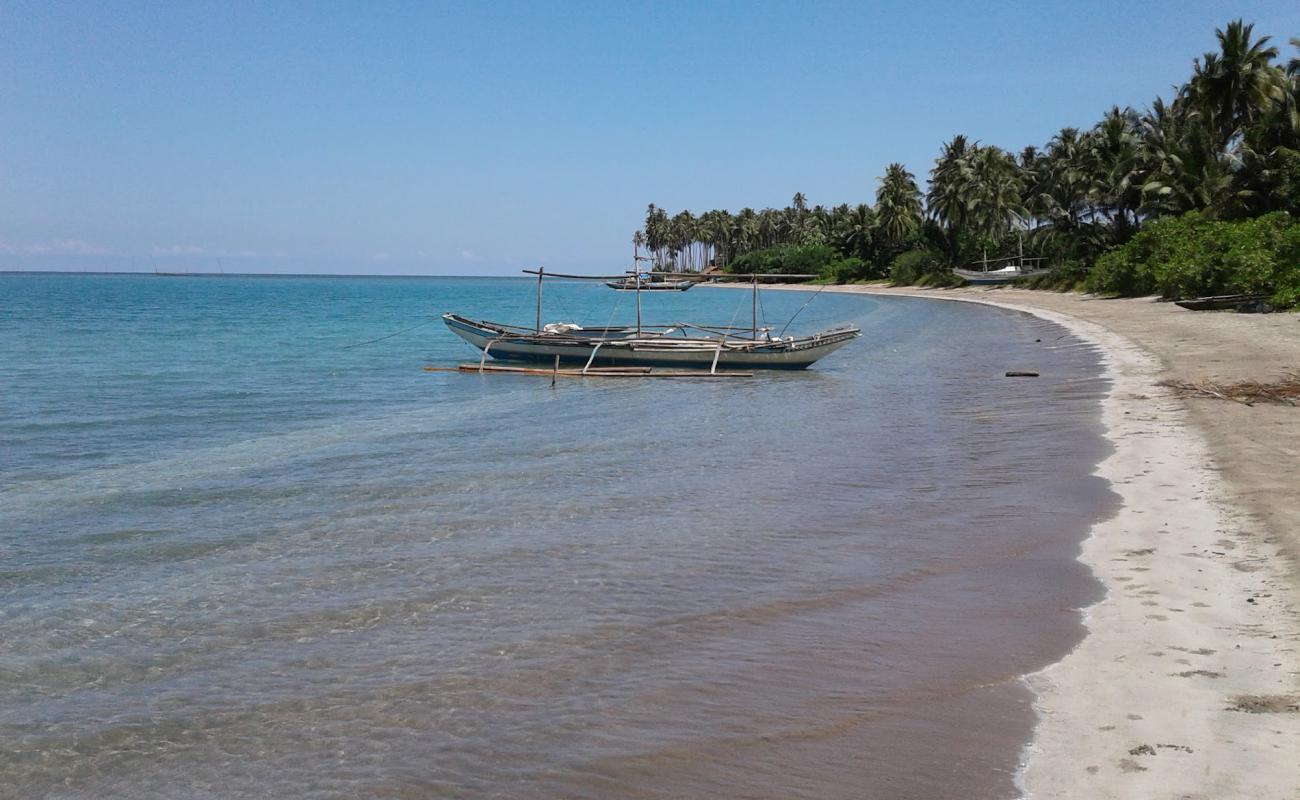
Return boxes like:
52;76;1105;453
634;21;1300;306
1088;212;1300;305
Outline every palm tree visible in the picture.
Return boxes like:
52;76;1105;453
927;135;975;255
1088;107;1143;239
1139;101;1241;218
1189;19;1284;145
875;164;923;250
967;145;1026;241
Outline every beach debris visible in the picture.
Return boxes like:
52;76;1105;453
1005;370;1040;377
1227;694;1300;713
1128;744;1156;756
1159;374;1300;406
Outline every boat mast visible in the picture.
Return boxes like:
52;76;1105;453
536;266;544;332
751;273;758;338
633;254;653;337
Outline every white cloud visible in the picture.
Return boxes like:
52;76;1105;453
151;245;273;259
0;238;111;256
151;243;208;256
460;249;481;262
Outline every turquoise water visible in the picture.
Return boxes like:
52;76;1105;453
0;273;1111;799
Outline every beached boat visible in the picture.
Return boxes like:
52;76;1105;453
1173;294;1268;311
605;275;695;291
953;256;1049;285
443;269;860;371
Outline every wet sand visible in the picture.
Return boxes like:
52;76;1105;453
808;285;1300;798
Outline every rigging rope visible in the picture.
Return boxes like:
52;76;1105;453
340;318;437;349
778;283;829;338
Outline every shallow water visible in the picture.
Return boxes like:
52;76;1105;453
0;274;1111;799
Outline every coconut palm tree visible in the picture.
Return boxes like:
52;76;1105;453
875;164;924;250
927;135;975;257
833;203;876;260
1088;107;1144;239
1189;19;1284;146
967;145;1026;241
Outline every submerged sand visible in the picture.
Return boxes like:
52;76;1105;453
815;286;1300;798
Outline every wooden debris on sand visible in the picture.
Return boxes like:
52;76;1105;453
1160;373;1300;407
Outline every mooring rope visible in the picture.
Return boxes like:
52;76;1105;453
340;318;437;349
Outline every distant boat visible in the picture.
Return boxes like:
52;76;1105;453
953;256;1049;285
443;268;860;371
605;275;694;291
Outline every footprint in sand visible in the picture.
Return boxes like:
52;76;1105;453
1147;614;1169;621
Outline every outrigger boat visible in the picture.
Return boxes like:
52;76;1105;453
442;268;860;372
605;274;694;291
953;256;1049;285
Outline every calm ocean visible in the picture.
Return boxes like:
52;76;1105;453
0;273;1111;799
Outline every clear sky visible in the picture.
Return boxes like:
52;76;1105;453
1;1;1296;275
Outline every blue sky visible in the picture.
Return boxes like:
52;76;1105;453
1;1;1296;275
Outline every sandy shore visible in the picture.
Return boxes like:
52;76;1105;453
739;284;1300;797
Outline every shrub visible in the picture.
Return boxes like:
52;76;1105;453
820;256;868;284
1020;259;1089;291
888;248;944;285
727;243;840;277
1087;211;1300;307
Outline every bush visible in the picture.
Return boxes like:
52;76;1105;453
1020;259;1090;292
1087;211;1300;307
889;248;944;285
820;256;868;284
727;243;840;277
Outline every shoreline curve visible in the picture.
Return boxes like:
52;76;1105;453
737;283;1300;798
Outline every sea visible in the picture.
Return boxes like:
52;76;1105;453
0;273;1112;799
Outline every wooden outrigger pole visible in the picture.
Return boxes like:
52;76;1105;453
535;266;544;332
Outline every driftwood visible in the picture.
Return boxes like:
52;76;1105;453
1005;370;1040;377
1160;373;1300;407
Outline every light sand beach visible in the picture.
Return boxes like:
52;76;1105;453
812;285;1300;798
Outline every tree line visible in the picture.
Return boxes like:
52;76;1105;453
634;21;1300;298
